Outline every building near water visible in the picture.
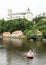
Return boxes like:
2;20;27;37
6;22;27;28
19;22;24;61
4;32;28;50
7;8;33;21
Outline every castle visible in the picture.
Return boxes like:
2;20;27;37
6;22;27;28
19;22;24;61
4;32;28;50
7;8;33;21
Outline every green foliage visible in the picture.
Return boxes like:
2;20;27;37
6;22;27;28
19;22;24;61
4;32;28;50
25;30;43;40
0;16;46;39
0;18;33;33
37;19;46;38
25;30;36;39
42;30;46;38
36;35;43;40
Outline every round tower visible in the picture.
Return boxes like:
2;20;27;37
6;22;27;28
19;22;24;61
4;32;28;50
8;9;12;15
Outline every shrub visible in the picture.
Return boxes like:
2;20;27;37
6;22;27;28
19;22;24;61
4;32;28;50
25;30;36;40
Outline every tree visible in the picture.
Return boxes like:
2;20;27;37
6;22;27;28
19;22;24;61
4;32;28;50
37;19;46;38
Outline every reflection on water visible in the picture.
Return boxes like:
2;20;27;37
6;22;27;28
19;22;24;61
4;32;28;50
3;38;23;48
3;38;11;49
3;38;11;44
0;38;46;65
11;38;23;47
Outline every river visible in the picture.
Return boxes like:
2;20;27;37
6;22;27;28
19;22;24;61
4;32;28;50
0;38;46;65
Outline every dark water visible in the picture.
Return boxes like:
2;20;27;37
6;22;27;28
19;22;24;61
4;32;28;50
0;38;46;65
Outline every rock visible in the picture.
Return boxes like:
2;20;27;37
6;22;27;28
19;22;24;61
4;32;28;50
42;39;46;43
35;30;42;36
11;30;23;38
29;39;33;42
3;32;11;37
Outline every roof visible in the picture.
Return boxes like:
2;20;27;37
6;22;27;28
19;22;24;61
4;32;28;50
8;12;33;16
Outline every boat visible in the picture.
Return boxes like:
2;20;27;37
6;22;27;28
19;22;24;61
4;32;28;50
24;50;34;59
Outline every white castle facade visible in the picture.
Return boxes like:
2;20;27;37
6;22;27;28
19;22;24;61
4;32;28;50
7;8;33;21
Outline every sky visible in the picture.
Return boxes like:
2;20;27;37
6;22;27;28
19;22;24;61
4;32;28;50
0;0;46;19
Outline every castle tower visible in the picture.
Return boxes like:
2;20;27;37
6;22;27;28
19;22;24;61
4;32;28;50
8;9;12;16
27;8;30;13
25;8;33;21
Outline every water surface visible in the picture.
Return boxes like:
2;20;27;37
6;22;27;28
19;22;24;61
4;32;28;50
0;38;46;65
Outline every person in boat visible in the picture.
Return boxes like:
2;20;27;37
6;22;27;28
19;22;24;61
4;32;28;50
28;50;32;53
25;50;34;58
